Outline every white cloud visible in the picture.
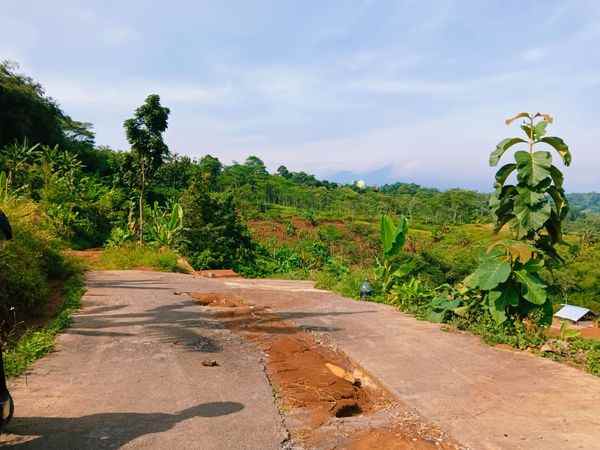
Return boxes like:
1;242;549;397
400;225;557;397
42;78;231;108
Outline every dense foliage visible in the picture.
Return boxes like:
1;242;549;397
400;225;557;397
3;62;600;376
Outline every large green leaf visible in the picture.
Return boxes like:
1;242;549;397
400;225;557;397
533;121;549;140
491;186;517;231
380;215;396;256
426;297;462;323
494;163;517;187
536;234;564;263
515;269;547;305
380;215;408;258
522;257;544;273
501;282;520;307
486;290;508;324
466;251;511;291
549;165;564;189
392;259;418;279
515;186;545;206
515;151;552;186
544;210;563;245
547;185;567;216
539;136;571;166
490;138;526;166
513;197;551;237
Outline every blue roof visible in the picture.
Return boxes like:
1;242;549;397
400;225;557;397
554;305;593;322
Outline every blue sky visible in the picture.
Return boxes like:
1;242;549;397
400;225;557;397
2;1;599;191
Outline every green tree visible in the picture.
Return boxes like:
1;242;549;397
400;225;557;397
0;61;63;148
244;155;268;176
277;165;290;178
123;94;170;243
198;154;222;190
466;112;572;325
180;182;253;269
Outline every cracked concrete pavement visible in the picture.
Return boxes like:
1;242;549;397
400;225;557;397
3;271;600;450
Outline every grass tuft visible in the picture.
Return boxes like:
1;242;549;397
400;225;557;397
93;244;181;272
3;274;85;378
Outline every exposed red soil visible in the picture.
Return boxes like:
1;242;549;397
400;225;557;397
547;319;600;341
260;331;381;428
248;218;317;241
188;291;463;449
248;218;380;264
188;292;245;308
580;326;600;340
346;427;446;450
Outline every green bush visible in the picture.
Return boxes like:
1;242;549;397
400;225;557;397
181;182;255;270
586;347;600;376
0;199;74;322
96;244;179;271
314;267;371;299
4;274;85;377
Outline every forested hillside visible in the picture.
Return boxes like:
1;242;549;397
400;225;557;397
3;61;600;376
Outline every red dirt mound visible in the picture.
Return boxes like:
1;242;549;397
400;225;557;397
188;292;244;307
192;292;463;449
195;269;239;278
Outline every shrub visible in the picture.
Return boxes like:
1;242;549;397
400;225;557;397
180;182;254;270
0;199;72;323
96;244;179;272
3;274;85;377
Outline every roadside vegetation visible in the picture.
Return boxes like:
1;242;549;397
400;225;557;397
2;61;600;377
3;275;84;377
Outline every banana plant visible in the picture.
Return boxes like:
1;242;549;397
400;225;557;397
146;201;184;248
0;173;8;203
466;113;571;325
0;140;39;188
375;214;417;293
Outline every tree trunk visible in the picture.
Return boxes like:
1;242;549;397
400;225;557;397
139;160;145;244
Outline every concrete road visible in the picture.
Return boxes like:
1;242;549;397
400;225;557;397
1;271;287;449
4;271;600;450
218;278;600;450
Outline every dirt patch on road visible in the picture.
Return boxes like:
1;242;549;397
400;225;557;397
258;330;382;428
188;292;245;307
188;291;463;449
195;269;240;278
346;426;444;450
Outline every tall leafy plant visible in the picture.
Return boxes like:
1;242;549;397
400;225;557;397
147;201;184;248
466;112;571;324
376;215;416;293
0;172;9;203
0;140;39;188
124;94;170;243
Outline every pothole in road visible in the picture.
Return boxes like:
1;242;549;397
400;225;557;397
187;291;464;450
334;402;362;418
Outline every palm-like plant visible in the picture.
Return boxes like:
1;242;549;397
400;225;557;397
146;201;184;248
375;215;417;293
1;140;39;188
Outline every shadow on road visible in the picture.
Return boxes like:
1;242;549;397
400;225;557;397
3;401;244;449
